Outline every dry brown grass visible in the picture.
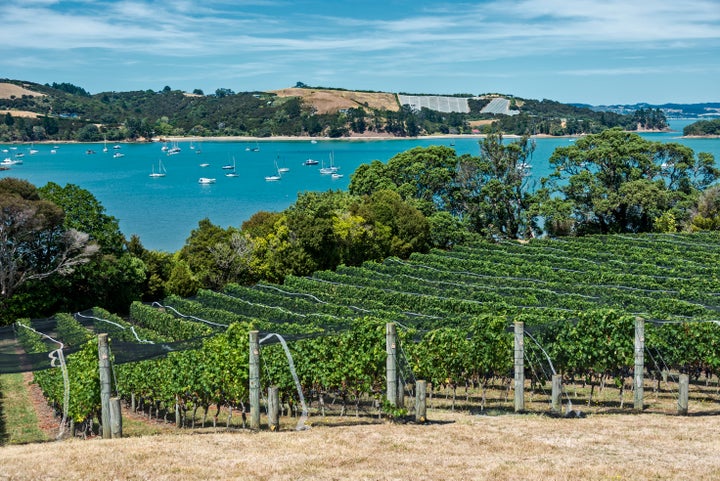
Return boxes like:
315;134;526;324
1;410;719;480
0;109;41;118
272;88;400;114
0;83;44;100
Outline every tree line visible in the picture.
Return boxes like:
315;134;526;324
1;128;717;325
0;79;668;143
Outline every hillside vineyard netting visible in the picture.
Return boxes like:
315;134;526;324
0;314;211;374
0;306;347;375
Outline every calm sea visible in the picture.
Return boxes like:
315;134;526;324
2;120;718;252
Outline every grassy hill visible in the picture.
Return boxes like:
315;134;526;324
0;78;655;142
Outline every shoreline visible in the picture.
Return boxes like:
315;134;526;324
7;129;718;145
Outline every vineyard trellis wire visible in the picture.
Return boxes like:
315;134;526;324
3;233;720;438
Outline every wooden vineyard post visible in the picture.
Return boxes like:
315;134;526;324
386;323;397;408
268;386;280;431
249;330;260;430
678;374;689;415
551;374;563;413
514;322;524;412
634;317;645;411
110;397;123;438
415;380;427;423
98;333;112;439
175;395;181;428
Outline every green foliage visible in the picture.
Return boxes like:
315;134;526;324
542;128;719;235
16;322;100;423
0;78;648;141
0;178;98;323
39;182;125;254
683;118;720;136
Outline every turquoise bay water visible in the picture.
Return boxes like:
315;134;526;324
2;120;718;252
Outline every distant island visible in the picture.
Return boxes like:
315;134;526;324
0;78;714;143
683;118;720;136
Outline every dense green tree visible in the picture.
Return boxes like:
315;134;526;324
542;128;719;234
165;259;201;297
689;185;720;231
75;124;101;142
284;191;353;270
353;189;430;258
249;214;317;283
39;182;125;255
427;211;469;249
177;218;236;290
37;182;148;313
461;133;538;238
0;178;97;323
684;118;720;136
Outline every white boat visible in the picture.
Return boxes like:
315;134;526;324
276;156;289;173
149;159;167;178
1;158;19;166
246;142;260;152
303;158;319;166
198;177;216;184
310;139;317;144
113;144;122;150
167;142;181;155
103;138;108;153
331;173;344;179
319;152;339;175
223;157;239;177
222;157;235;170
113;152;125;158
265;158;283;181
50;149;57;154
29;144;38;155
199;163;210;167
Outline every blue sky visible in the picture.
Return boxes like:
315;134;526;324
1;0;719;105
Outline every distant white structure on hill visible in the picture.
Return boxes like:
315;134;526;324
398;94;470;113
480;97;519;116
397;94;519;115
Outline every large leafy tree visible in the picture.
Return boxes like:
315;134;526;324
0;178;98;323
349;139;538;239
352;189;430;258
178;218;238;290
349;146;459;215
459;133;538;238
37;182;145;313
284;190;353;271
541;128;718;235
39;182;125;255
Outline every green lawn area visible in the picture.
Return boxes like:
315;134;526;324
0;373;49;445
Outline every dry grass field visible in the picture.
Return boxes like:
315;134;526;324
0;82;44;119
1;410;719;480
0;82;44;100
272;87;400;114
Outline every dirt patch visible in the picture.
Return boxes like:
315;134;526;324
272;88;400;114
468;119;495;127
0;83;45;100
21;372;59;439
